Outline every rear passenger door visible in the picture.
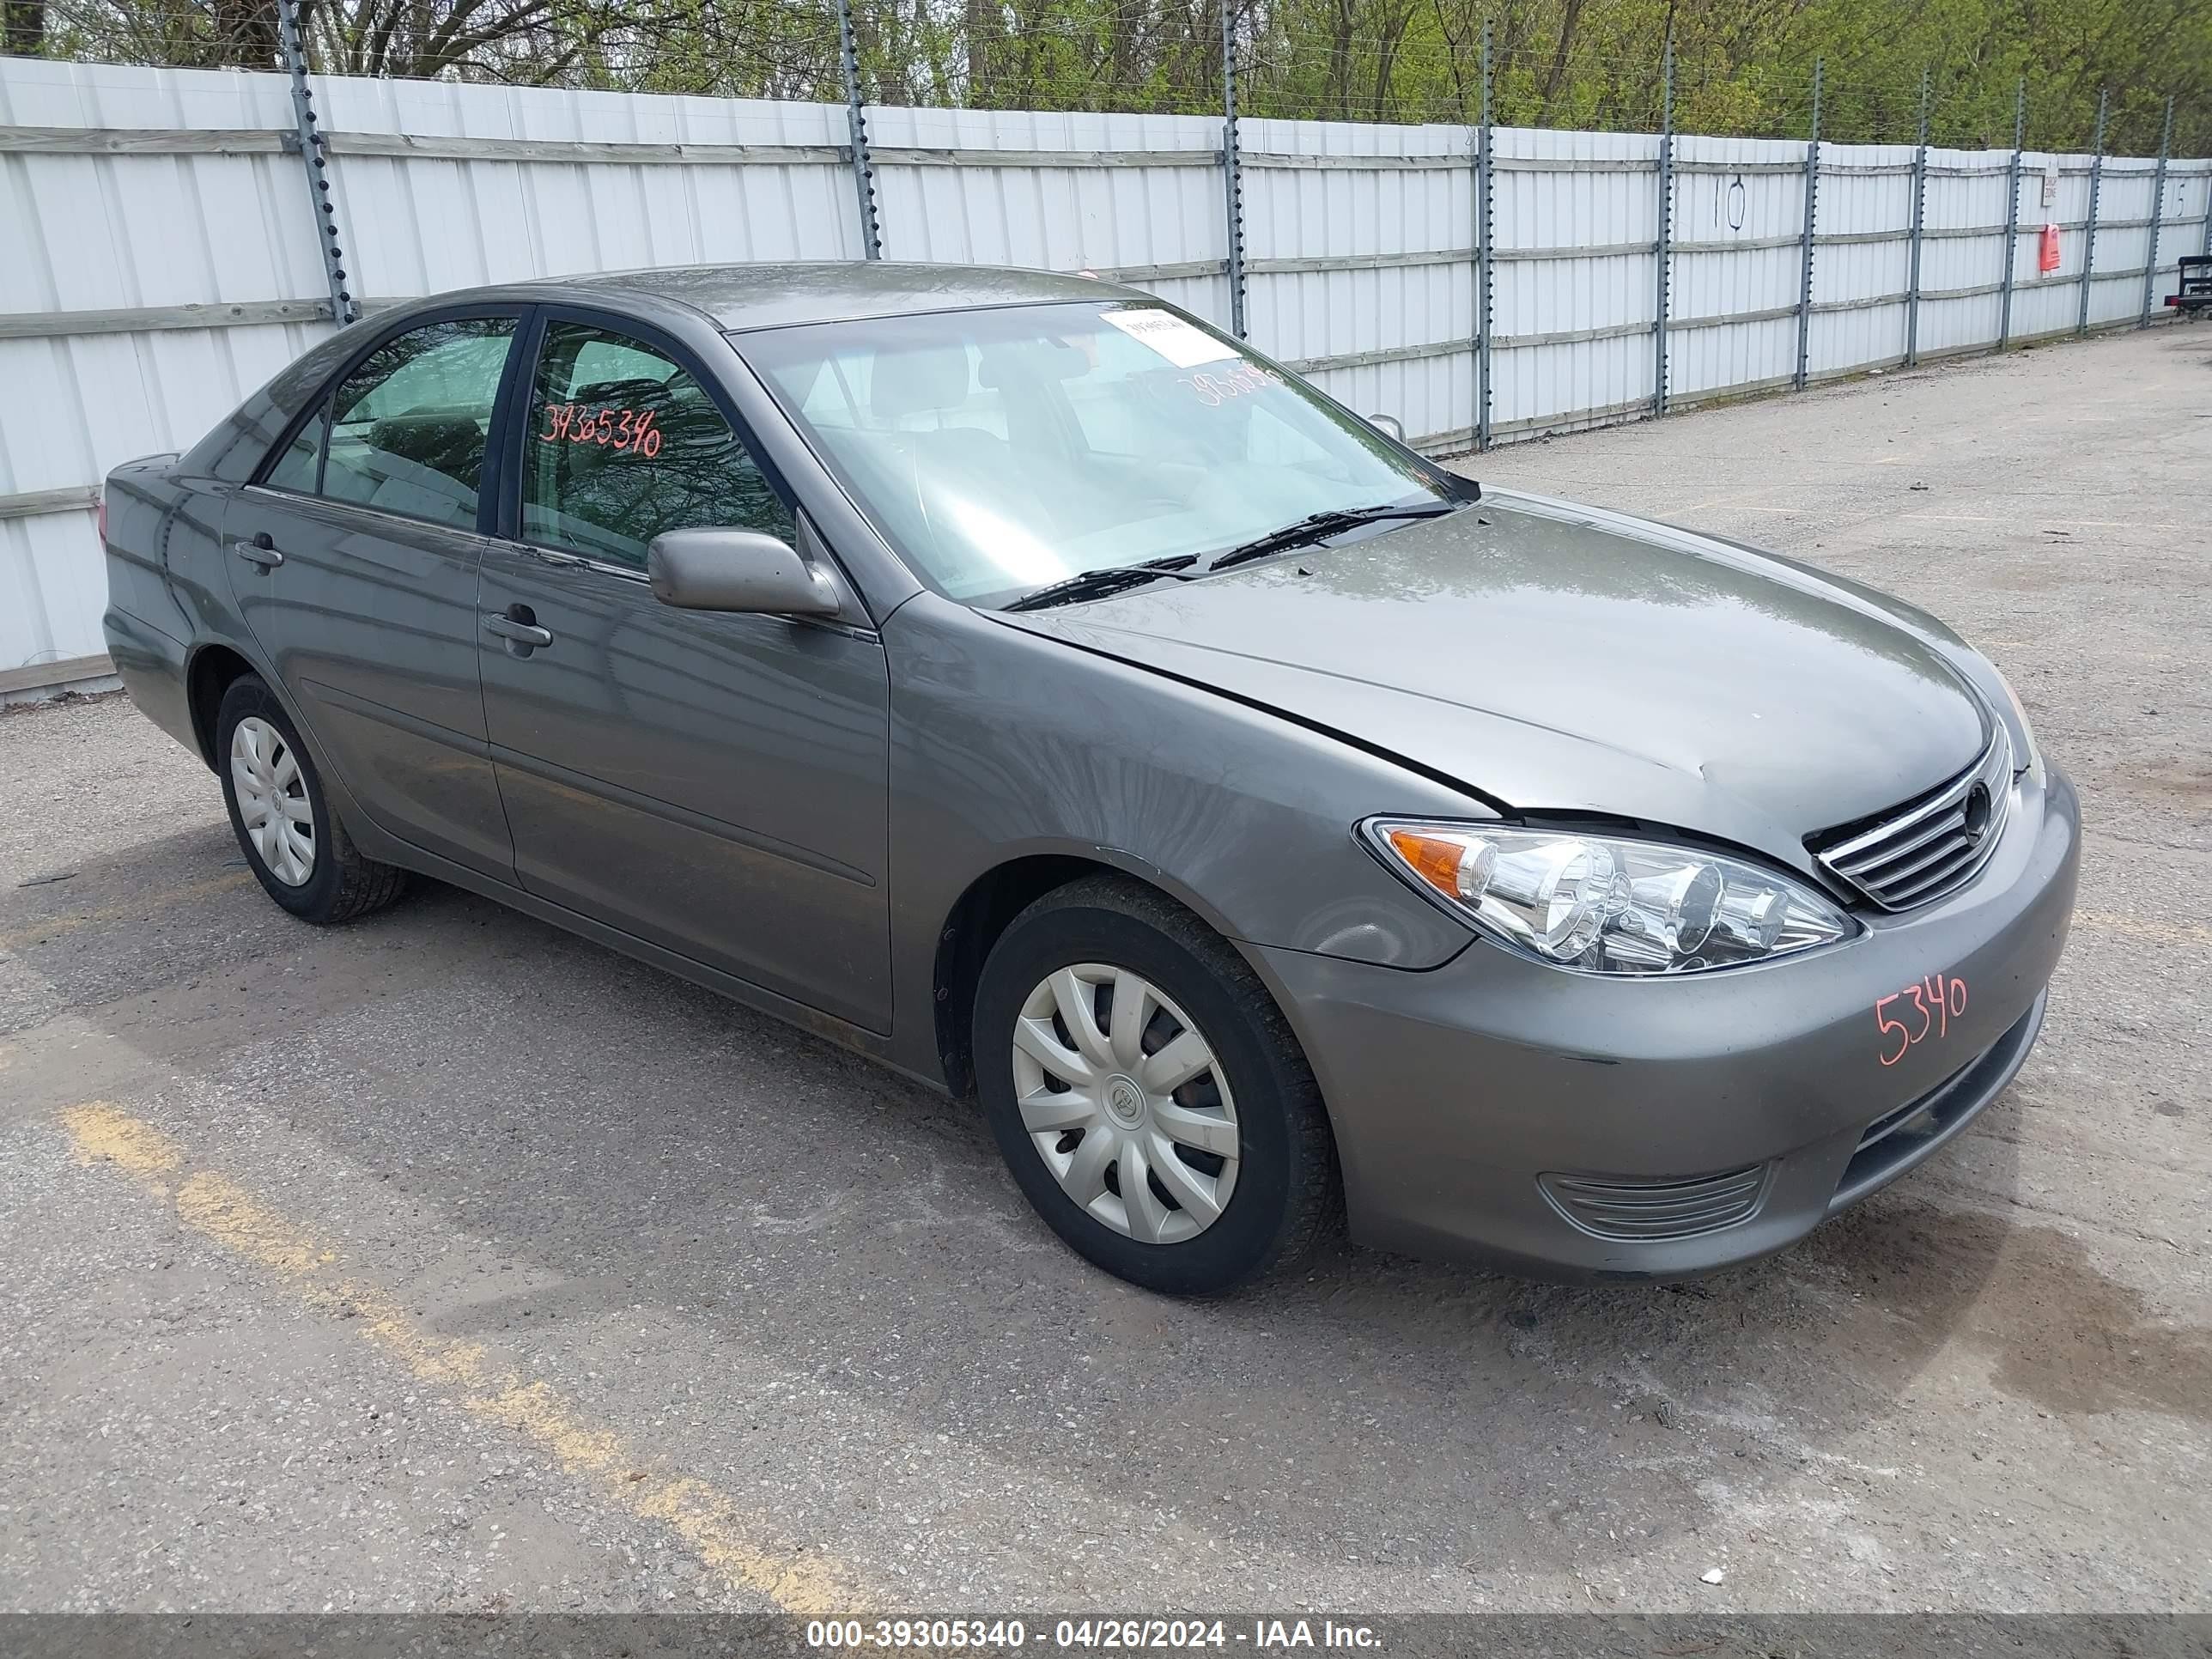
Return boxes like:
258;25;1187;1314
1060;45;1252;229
476;310;892;1032
227;310;523;881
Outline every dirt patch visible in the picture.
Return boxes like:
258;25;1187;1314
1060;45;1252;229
1844;1200;2210;1423
2130;764;2212;811
0;686;126;719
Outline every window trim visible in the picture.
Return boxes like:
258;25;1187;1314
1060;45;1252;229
249;388;328;495
251;392;333;497
495;303;803;568
236;480;502;548
247;303;529;538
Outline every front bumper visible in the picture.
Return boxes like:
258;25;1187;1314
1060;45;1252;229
1255;763;2081;1281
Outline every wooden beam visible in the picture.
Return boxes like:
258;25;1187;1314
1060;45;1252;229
0;486;100;521
320;132;1219;170
0;653;116;696
876;146;1218;169
0;126;288;155
1242;149;1465;172
323;131;849;167
0;298;335;341
1289;340;1463;374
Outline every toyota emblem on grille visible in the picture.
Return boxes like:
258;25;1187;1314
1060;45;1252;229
1962;781;1993;844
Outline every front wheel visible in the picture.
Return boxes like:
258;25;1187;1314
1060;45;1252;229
973;876;1340;1295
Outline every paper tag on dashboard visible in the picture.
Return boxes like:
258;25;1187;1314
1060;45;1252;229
1100;307;1241;368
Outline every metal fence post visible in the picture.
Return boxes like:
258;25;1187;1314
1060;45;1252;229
1793;57;1823;392
1220;0;1247;338
1997;78;2024;349
2141;95;2174;325
834;0;882;260
2078;88;2106;336
276;0;354;326
1475;20;1493;451
1904;66;1929;367
1652;32;1674;417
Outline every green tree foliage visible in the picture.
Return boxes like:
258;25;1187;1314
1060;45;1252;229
1218;0;2209;149
24;0;2209;154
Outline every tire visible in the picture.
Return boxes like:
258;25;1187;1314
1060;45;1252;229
973;875;1340;1295
216;674;407;925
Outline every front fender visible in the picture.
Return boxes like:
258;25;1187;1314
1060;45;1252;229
879;592;1485;1082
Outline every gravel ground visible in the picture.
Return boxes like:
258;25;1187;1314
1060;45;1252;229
2;324;2207;1616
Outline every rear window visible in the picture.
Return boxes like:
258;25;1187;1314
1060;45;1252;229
260;316;516;533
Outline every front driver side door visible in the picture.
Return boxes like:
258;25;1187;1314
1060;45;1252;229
475;311;893;1033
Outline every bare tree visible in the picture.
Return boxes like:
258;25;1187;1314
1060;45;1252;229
1536;0;1582;122
5;0;46;56
964;0;1000;100
1364;0;1413;118
299;0;599;82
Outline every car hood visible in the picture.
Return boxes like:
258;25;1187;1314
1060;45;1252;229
994;489;1992;866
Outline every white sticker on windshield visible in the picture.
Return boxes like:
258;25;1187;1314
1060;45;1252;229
1100;307;1242;369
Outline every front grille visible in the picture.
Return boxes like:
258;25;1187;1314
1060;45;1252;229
1811;726;2013;911
1538;1164;1770;1242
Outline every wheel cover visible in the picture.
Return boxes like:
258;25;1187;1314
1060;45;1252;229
230;716;315;887
1010;963;1240;1245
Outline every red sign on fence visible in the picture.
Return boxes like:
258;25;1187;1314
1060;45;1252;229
2039;222;2062;273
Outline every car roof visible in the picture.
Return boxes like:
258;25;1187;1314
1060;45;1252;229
471;262;1119;332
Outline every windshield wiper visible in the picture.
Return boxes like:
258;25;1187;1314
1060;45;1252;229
1001;555;1198;612
1197;500;1462;574
1000;499;1461;611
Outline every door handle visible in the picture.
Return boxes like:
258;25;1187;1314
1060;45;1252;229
483;611;553;649
234;532;284;570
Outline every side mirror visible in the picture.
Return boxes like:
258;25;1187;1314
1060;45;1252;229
1366;412;1407;443
646;528;842;617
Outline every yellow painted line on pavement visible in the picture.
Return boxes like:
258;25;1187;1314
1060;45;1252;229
2073;911;2212;951
56;1102;860;1616
0;871;252;951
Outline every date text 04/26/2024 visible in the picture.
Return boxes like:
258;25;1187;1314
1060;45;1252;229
805;1619;1382;1650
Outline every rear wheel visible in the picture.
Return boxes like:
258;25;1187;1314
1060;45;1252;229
216;675;406;924
973;876;1339;1295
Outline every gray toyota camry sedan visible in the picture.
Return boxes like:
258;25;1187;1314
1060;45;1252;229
100;263;2078;1294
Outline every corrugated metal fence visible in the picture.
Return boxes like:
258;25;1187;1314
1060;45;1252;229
3;57;2209;696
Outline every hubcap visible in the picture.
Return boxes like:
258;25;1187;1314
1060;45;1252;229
1010;963;1239;1245
230;716;314;887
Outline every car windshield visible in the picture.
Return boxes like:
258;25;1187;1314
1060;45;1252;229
739;301;1459;605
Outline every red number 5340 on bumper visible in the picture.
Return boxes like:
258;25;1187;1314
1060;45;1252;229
1876;974;1969;1067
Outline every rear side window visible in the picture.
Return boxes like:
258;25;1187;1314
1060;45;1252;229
287;317;515;531
520;320;793;570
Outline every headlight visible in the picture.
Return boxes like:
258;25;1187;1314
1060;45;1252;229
1364;819;1856;975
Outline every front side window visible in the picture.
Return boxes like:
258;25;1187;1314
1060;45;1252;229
520;321;793;570
319;317;515;531
741;301;1455;605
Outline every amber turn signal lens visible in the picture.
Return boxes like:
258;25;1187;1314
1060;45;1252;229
1386;828;1473;897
